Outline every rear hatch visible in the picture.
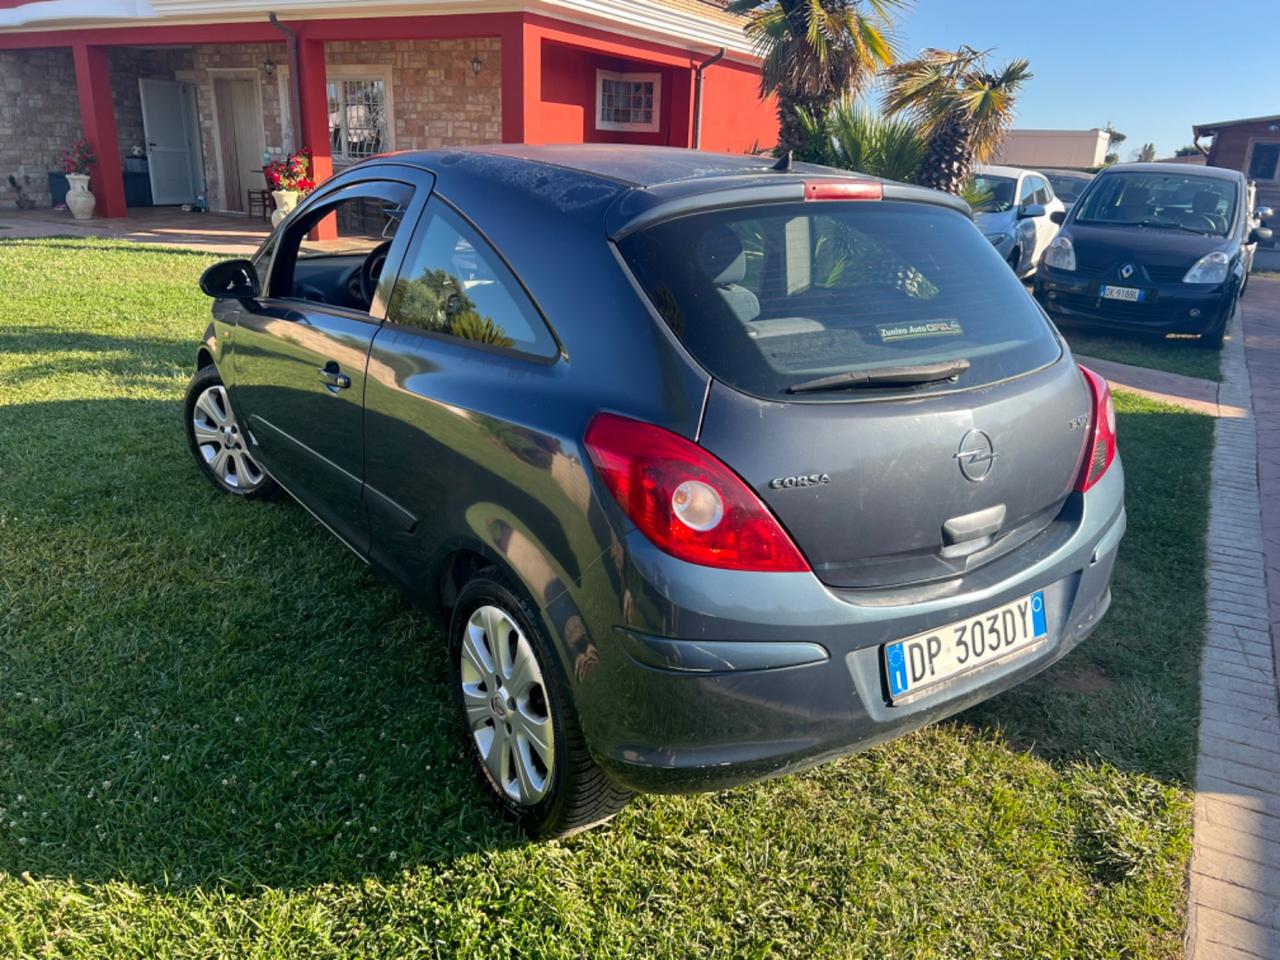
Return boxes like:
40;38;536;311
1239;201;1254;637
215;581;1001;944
616;189;1091;589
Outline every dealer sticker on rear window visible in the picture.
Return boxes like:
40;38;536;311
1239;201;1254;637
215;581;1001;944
876;320;963;342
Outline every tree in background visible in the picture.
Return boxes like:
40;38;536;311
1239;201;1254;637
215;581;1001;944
1133;142;1156;162
1103;121;1126;156
882;46;1031;194
729;0;904;156
1174;145;1201;157
795;98;925;180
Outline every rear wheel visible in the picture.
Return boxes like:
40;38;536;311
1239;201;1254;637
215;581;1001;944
184;365;278;499
449;568;630;838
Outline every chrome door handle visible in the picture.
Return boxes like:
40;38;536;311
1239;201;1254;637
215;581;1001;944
318;364;351;391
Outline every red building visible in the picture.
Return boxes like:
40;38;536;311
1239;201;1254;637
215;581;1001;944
0;0;778;218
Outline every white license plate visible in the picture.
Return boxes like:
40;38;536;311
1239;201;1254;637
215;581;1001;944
884;591;1048;701
1101;284;1144;302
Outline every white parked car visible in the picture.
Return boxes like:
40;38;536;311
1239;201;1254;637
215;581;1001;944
972;164;1066;278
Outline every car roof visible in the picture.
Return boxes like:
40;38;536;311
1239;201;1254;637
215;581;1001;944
975;163;1042;178
368;144;973;235
1096;161;1244;183
384;143;804;189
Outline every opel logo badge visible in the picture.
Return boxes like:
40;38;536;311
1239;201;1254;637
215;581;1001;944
1119;263;1135;280
954;429;998;482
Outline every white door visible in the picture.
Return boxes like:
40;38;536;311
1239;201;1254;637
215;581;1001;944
139;78;196;206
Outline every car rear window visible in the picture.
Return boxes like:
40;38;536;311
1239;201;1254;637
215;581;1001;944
617;199;1061;399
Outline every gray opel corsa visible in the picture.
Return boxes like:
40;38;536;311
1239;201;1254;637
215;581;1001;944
186;145;1126;837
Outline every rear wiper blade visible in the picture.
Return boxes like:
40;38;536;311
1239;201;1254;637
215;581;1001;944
787;358;971;394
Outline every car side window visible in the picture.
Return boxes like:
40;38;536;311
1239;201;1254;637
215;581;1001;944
252;234;276;290
386;201;557;357
1018;177;1037;206
268;181;415;311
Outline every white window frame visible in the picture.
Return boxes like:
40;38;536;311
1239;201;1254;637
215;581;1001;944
595;69;661;133
277;64;396;166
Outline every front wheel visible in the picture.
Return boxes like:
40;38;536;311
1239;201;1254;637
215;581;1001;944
1198;297;1235;350
449;568;630;838
184;365;278;499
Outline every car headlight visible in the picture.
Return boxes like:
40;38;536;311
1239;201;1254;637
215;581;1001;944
1183;251;1230;284
1043;236;1076;271
985;233;1010;246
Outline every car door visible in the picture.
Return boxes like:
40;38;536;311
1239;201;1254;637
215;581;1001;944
359;197;564;593
229;171;429;553
1033;176;1062;255
1014;175;1041;270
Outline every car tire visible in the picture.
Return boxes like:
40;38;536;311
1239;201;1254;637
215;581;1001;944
184;365;279;499
1007;248;1021;273
1198;295;1236;350
449;567;631;838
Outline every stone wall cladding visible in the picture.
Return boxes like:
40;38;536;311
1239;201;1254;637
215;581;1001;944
324;37;502;157
0;36;501;213
108;47;194;162
0;48;81;208
190;42;289;213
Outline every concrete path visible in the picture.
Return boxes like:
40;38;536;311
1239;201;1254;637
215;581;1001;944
0;207;269;254
1075;353;1245;419
1244;278;1280;677
1185;277;1280;959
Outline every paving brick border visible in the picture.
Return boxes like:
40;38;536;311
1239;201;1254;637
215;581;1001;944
1185;304;1280;959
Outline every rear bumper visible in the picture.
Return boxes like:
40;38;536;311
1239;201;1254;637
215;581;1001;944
1034;269;1234;334
559;460;1126;794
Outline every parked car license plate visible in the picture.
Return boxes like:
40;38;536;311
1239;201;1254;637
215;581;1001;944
1101;285;1144;302
884;591;1047;701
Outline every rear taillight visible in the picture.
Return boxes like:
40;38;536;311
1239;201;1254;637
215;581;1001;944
1075;365;1117;493
583;413;809;572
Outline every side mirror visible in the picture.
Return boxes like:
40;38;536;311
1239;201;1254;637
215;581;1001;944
199;259;260;300
1251;226;1274;244
1050;210;1066;225
1256;206;1275;220
1018;203;1046;219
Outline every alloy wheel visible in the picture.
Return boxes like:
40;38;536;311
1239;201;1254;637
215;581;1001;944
459;604;556;805
191;384;266;491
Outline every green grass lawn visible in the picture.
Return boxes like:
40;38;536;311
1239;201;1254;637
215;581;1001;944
1061;329;1222;382
0;238;1213;958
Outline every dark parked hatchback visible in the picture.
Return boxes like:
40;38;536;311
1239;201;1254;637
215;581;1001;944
1034;162;1273;348
187;146;1125;837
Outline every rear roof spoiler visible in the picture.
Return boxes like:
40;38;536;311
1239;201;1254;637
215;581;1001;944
607;174;972;241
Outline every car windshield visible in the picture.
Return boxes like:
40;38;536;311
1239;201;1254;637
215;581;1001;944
1073;171;1238;237
971;175;1017;213
617;200;1061;400
1046;174;1090;203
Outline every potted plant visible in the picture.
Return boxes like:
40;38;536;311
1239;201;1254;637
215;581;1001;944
265;148;317;227
60;138;97;220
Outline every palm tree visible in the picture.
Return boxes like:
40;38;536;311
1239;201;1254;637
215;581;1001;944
728;0;905;156
796;98;925;181
883;46;1031;194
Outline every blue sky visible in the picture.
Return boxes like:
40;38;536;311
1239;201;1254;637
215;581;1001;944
893;0;1279;158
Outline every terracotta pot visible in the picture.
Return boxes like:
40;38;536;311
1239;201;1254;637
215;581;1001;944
271;190;299;227
65;173;95;220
